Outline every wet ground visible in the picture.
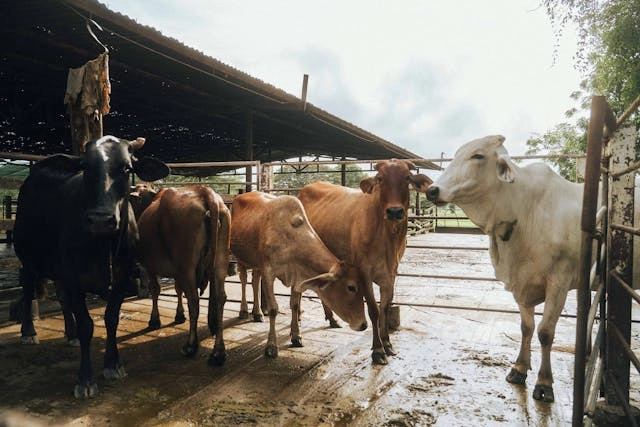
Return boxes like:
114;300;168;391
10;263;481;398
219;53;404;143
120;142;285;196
0;232;638;426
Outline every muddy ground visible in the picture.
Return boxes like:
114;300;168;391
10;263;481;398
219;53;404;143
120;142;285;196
0;233;638;426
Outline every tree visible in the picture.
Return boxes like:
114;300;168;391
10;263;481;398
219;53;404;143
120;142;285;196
273;163;368;189
528;0;640;163
543;0;640;131
526;121;587;181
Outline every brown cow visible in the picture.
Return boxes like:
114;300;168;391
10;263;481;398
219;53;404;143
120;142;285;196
230;191;367;358
298;159;432;364
136;185;230;365
130;184;188;324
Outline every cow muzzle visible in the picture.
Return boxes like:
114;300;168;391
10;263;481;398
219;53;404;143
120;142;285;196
86;210;117;234
426;185;446;205
385;207;405;221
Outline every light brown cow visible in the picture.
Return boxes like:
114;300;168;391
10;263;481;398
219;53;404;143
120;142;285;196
136;185;230;366
130;183;187;324
230;191;367;358
298;159;432;364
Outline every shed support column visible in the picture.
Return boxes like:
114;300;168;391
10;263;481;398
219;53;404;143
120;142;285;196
245;111;254;193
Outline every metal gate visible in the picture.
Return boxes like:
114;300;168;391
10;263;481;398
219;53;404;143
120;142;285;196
573;94;640;426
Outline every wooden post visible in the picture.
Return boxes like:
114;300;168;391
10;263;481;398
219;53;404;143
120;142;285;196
245;111;254;193
604;123;635;406
64;53;111;154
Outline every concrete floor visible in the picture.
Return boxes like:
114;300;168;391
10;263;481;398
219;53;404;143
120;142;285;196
0;232;638;426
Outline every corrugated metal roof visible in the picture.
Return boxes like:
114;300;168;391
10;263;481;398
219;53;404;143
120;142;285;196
0;0;438;173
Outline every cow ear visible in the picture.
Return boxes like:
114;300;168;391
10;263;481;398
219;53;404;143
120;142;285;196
133;157;170;182
409;174;433;192
129;137;146;151
293;272;336;293
497;155;515;183
359;177;376;194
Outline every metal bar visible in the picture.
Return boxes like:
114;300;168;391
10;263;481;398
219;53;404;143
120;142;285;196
610;270;640;305
585;355;604;423
397;272;498;281
574;95;606;427
584;323;604;402
611;159;640;179
586;280;604;348
610;322;640;375
605;370;639;427
610;223;640;236
167;161;260;168
405;245;488;251
616;93;640;127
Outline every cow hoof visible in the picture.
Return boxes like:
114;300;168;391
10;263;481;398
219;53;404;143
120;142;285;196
506;368;527;385
372;351;388;365
174;313;186;324
147;319;161;331
103;364;127;380
252;313;263;323
68;338;80;347
384;344;397;356
20;335;39;345
291;337;303;348
208;351;226;366
328;320;341;328
265;345;278;358
74;382;98;399
533;384;555;402
181;344;199;357
239;310;249;320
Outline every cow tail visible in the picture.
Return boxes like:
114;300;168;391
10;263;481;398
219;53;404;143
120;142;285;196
200;190;220;296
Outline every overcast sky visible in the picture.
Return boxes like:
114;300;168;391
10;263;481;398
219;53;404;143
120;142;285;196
103;0;582;160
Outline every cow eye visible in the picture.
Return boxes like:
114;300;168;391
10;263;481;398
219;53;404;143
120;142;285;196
347;284;357;293
471;153;485;160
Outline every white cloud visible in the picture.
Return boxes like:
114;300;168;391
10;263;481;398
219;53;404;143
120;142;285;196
103;0;582;160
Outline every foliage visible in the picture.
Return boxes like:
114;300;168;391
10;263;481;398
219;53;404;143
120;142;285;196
526;120;588;181
531;0;640;162
163;172;245;195
273;163;368;190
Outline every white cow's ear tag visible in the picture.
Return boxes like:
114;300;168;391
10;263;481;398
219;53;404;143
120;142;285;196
497;156;515;183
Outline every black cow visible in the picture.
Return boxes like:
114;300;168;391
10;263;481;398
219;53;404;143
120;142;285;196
13;136;169;399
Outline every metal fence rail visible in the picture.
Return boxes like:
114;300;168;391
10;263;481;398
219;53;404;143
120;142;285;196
574;94;640;427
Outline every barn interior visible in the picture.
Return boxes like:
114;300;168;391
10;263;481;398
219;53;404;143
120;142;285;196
1;0;438;176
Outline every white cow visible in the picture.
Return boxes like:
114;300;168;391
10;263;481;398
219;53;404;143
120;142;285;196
426;135;583;402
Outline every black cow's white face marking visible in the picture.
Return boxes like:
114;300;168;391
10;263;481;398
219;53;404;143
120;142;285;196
83;137;134;234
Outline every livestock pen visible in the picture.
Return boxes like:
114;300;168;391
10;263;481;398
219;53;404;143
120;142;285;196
1;118;639;424
2;230;615;426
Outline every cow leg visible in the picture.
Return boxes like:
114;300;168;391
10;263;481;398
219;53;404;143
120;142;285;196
207;267;227;366
239;264;250;319
322;302;341;328
69;291;98;399
262;275;279;358
532;286;568;403
147;275;162;330
251;269;264;322
378;282;397;356
19;268;39;344
174;285;186;324
289;289;303;347
103;290;127;381
507;304;534;386
179;276;200;357
363;282;386;365
56;283;79;346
